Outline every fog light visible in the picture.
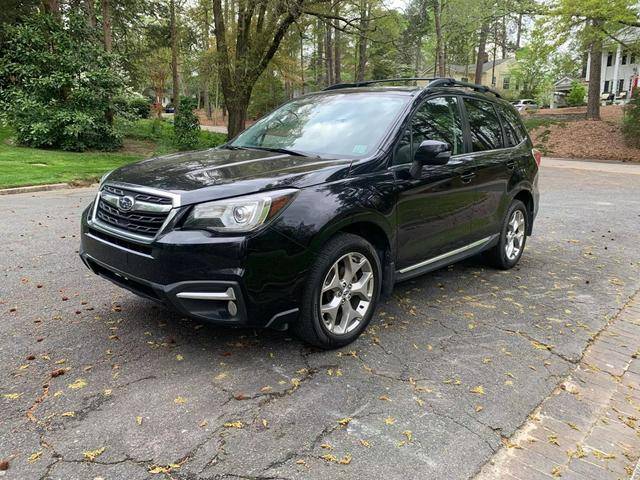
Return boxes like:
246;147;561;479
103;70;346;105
228;301;238;316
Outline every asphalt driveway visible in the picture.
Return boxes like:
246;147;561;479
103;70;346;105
1;160;639;479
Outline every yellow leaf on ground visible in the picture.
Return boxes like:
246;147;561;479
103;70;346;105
174;396;187;405
320;443;333;450
136;416;143;425
175;354;184;361
360;439;371;448
28;451;42;463
3;393;22;400
68;378;87;390
83;447;106;461
61;411;75;417
338;454;352;465
384;416;396;425
337;417;352;426
223;421;244;429
470;386;485;395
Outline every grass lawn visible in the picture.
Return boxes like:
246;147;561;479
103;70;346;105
0;119;226;189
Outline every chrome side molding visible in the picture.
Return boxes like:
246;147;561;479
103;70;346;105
398;236;493;274
176;288;236;301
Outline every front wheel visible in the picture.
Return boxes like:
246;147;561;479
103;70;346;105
488;200;528;269
294;233;381;348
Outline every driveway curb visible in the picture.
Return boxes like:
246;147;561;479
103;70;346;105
476;290;640;480
0;183;72;195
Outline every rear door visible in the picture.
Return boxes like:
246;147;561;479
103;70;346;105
459;96;512;241
393;95;478;270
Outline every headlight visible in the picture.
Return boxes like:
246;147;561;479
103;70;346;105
183;189;297;233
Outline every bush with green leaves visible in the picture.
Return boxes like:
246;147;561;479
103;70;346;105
0;13;124;151
173;97;200;150
622;90;640;148
566;81;586;107
114;95;151;120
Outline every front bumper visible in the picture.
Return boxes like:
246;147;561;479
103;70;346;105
80;204;308;329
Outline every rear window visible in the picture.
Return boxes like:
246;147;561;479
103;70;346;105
496;103;528;147
462;98;503;151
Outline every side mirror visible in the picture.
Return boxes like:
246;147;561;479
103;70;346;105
410;140;452;177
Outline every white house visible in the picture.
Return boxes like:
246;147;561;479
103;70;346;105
585;29;640;102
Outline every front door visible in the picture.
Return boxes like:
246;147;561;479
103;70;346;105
393;96;477;271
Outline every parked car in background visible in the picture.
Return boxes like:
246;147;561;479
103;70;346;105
80;78;540;348
164;104;175;113
513;99;539;113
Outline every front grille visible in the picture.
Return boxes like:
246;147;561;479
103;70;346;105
95;185;172;238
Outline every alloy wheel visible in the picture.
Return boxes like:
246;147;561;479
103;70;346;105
505;209;526;261
319;252;375;336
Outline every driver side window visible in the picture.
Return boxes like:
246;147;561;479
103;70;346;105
394;96;464;165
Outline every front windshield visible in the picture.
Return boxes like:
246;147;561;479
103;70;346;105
230;93;410;158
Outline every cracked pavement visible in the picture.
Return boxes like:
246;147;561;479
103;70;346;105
1;161;639;479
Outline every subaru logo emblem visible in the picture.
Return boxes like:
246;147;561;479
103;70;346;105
118;195;135;212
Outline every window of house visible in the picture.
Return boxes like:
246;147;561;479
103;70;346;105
622;52;628;65
631;53;636;64
502;76;510;90
394;96;464;165
607;52;613;66
604;81;610;93
619;79;625;92
462;97;503;152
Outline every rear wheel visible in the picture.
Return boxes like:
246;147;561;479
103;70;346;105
294;233;381;348
488;200;528;269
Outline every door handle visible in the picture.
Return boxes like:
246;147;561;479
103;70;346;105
506;160;516;169
460;172;475;183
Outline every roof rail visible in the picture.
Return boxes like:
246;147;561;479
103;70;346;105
322;76;503;98
427;77;502;98
323;78;436;91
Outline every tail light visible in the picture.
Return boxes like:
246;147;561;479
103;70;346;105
532;148;542;167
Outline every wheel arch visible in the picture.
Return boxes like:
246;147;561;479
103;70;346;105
310;213;395;298
512;189;534;235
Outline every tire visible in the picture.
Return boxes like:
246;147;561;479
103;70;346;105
294;233;382;349
488;199;528;270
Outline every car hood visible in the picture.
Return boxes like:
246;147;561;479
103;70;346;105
105;147;353;205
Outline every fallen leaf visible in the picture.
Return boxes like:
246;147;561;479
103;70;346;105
83;447;106;461
337;417;352;426
470;386;485;395
61;411;75;417
175;354;184;361
223;421;244;429
136;416;143;425
68;378;87;390
3;393;22;400
384;416;396;425
28;451;42;463
360;439;371;448
174;396;187;405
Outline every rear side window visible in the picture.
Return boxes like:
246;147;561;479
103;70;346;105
496;103;528;146
462;98;503;152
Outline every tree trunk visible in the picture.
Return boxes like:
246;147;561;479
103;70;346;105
300;32;305;93
42;0;60;17
587;31;602;121
83;0;96;27
227;96;249;138
515;14;522;49
355;0;369;82
170;0;180;110
433;0;445;77
317;18;325;85
102;0;112;52
334;4;341;84
203;4;212;120
325;22;334;86
475;21;489;85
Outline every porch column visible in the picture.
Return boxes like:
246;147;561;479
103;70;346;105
612;44;622;94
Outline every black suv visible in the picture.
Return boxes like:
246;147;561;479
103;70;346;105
80;78;540;348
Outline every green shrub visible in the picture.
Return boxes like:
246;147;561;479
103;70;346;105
566;81;586;107
0;13;124;151
173;97;200;150
622;90;640;148
114;95;151;119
